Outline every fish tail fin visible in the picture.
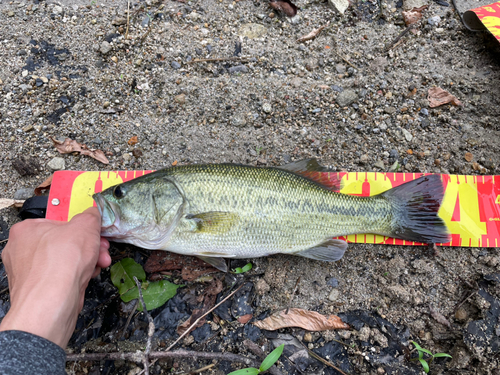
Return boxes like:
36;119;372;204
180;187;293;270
382;174;450;244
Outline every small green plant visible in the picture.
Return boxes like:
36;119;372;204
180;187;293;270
255;146;265;154
228;344;284;375
232;263;252;274
411;341;452;374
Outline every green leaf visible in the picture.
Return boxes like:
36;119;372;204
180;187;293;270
241;263;253;273
411;341;422;351
419;348;433;356
418;358;430;373
259;344;284;372
433;353;452;359
227;368;260;375
233;263;253;274
121;279;182;311
110;258;146;295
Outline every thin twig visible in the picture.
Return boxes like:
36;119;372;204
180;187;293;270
138;359;157;375
125;0;130;39
121;300;138;339
384;24;415;52
165;282;246;352
66;349;257;366
0;287;9;295
334;50;358;70
175;363;216;375
296;337;348;375
139;24;153;45
0;239;8;244
185;57;252;64
133;276;155;375
286;276;301;314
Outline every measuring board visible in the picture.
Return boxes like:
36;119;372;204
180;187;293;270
46;170;500;248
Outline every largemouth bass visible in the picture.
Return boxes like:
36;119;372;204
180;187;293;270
93;160;449;272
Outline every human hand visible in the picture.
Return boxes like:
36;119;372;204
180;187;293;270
0;207;111;348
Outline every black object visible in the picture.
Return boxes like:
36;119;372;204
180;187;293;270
19;196;48;220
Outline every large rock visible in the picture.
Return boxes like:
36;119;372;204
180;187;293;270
14;188;33;200
47;157;65;171
100;41;112;55
238;23;267;39
336;89;358;107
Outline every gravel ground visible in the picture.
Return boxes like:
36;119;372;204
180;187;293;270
1;0;500;374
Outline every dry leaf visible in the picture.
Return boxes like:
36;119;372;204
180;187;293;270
144;251;218;281
128;136;138;146
52;138;109;164
253;308;349;331
0;198;24;210
177;278;224;336
428;87;463;108
465;152;473;162
35;174;53;196
269;0;298;17
0;199;16;210
297;23;329;43
402;5;428;26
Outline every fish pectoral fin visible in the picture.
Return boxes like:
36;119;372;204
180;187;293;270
196;256;228;272
187;212;239;234
294;239;348;262
278;158;342;192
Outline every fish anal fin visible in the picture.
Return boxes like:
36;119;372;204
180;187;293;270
196;256;228;272
187;212;239;234
279;159;342;192
294;239;348;262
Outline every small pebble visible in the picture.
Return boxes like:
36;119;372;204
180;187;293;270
171;61;181;70
262;102;272;113
328;289;340;301
47;157;65;171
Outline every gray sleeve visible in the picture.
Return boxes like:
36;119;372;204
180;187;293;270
0;330;66;375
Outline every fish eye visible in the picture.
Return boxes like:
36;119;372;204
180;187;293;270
113;185;125;199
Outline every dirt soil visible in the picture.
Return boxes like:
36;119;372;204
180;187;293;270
1;0;500;374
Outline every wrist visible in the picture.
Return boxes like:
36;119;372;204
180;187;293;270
0;281;81;348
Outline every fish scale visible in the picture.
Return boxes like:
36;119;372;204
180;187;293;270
94;161;449;271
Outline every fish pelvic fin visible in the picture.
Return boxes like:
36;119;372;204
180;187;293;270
278;158;342;192
382;174;450;244
187;212;239;234
196;256;228;272
293;239;348;261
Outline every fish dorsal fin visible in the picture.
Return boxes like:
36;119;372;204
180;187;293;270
196;256;228;272
293;239;348;261
187;212;239;234
278;159;342;192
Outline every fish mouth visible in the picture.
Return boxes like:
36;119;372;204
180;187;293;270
93;193;122;237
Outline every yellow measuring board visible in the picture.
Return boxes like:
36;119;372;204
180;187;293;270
46;170;500;247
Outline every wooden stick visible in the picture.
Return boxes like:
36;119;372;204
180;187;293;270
134;277;155;375
120;300;138;339
125;0;130;39
66;349;257;366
